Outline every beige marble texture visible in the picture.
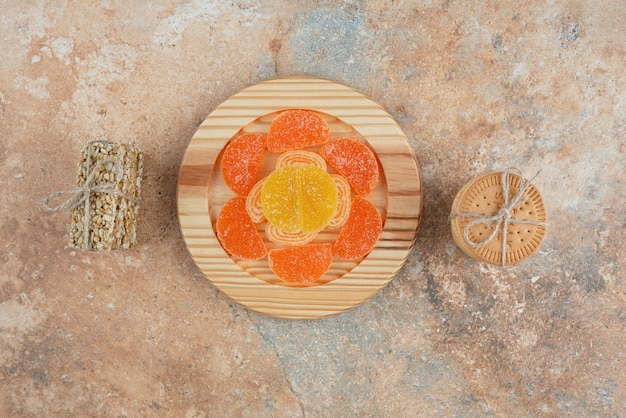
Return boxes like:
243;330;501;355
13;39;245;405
1;0;624;416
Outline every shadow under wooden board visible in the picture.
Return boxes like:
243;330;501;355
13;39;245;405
177;77;422;319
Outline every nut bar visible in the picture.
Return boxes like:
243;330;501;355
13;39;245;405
68;140;144;250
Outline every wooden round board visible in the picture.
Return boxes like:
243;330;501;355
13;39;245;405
177;77;422;319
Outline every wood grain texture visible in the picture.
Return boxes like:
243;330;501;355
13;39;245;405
177;77;422;319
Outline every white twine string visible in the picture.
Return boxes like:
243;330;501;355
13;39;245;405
44;142;138;250
450;168;548;266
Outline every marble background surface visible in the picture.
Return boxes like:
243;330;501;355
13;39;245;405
1;1;624;416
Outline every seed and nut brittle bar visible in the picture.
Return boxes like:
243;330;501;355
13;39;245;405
68;140;143;250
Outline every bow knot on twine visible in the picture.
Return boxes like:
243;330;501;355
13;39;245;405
450;168;548;266
44;157;138;249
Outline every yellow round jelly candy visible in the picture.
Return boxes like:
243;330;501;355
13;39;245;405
261;164;338;234
261;166;300;233
298;165;338;233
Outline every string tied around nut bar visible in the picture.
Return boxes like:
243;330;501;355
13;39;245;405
43;156;138;250
450;168;548;267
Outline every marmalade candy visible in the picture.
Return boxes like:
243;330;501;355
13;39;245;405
216;109;387;284
267;109;330;152
333;196;382;259
319;138;379;196
261;165;338;234
221;133;267;197
268;243;333;284
216;197;267;260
